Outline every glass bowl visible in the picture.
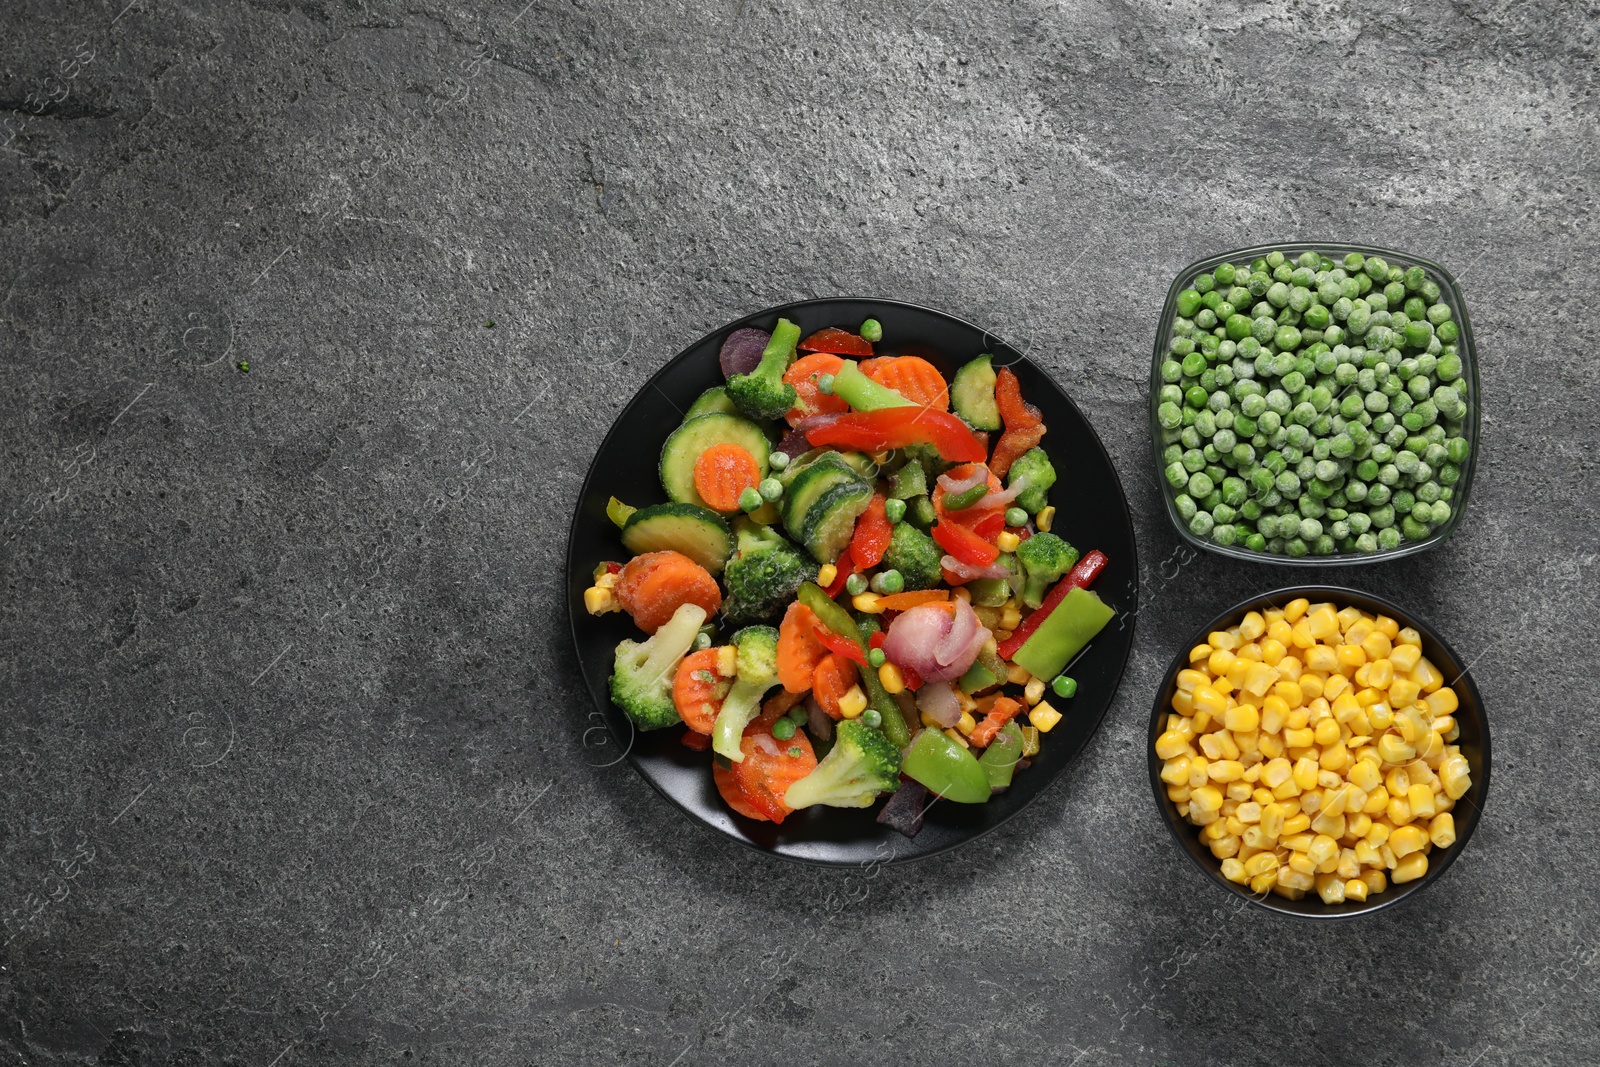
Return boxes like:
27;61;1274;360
1148;242;1480;565
1147;585;1492;918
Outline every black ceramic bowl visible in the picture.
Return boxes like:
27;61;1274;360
568;298;1138;865
1147;585;1490;917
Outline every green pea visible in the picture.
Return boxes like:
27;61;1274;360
845;572;868;596
1176;289;1202;316
772;717;797;741
869;647;887;668
871;569;905;594
860;318;884;342
1194;273;1215;294
884;497;907;523
1430;500;1451;525
1437;320;1459;344
1446;436;1470;463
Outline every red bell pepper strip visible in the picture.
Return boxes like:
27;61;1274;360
997;550;1107;659
826;547;858;597
799;327;874;358
932;520;1000;566
680;729;712;751
867;631;887;651
900;663;924;691
973;511;1005;540
813;622;869;668
990;367;1046;478
849;494;892;568
807;407;986;464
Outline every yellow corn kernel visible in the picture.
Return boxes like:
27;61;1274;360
832;687;870;723
1366;701;1395;732
1357;782;1388;813
1220;857;1249;884
1024;676;1046;706
1267;616;1293;644
953;586;973;603
1323;673;1351;702
1292;757;1321;791
1337;643;1367;670
1238;611;1266;641
1226;781;1252;802
1360;631;1393;662
1362;869;1389;894
877;662;905;694
852;591;883;614
1174;668;1207;693
1308;834;1338;865
1305;645;1339;673
1290;618;1316;650
1160;756;1190;786
1260;638;1287;667
1288;852;1316;876
995;530;1020;553
1019;725;1040;757
1392;851;1428;884
944;727;969;748
1205;631;1238;653
1425;686;1459;717
1336;605;1366;629
1429;812;1456;848
952;710;976;736
1186;756;1210;788
957;689;979;716
1370;614;1398;639
1250;870;1280;894
1188;643;1212;664
1236;801;1262;824
1170;689;1194;716
1273;680;1305;710
1354;840;1382;867
1036;505;1056;532
920;708;944;729
1368;658;1396;689
716;645;739;677
1240;853;1276;880
1207;648;1238;678
1224;704;1260;732
1028;700;1062;733
1300;674;1326;702
1190;784;1223;814
1344;878;1369;902
1346;760;1381;794
1283;597;1309;623
1386;796;1413;826
1315;873;1346;904
1388;643;1422;674
1407;784;1437;820
1311;811;1346;840
1379;843;1399;869
1411;656;1444;693
1388;824;1428;859
815;563;838;588
1194;685;1231;719
1347;812;1372;839
1330;691;1361;722
1440;754;1472;799
1256;802;1285;841
1211;674;1235;697
1207;759;1245;783
1378;732;1416;765
583;585;618;614
1384;765;1411;796
1282;812;1312;837
1277;656;1304;682
1261;758;1292;788
1397;626;1422;646
1305;606;1338;640
999;604;1022;631
1281;727;1311;750
1278;867;1314;892
1236;732;1261;760
1311;718;1340;747
1236;642;1264;662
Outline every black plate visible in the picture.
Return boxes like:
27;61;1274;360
1147;585;1491;917
567;298;1139;865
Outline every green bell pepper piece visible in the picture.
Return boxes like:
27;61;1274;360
977;721;1025;790
958;660;999;694
901;727;991;803
1010;585;1114;681
796;582;865;648
965;574;1012;607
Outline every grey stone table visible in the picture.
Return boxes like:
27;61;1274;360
3;0;1597;1063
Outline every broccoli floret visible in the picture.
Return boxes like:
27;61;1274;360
722;520;818;624
782;720;902;809
725;318;800;421
1006;446;1057;514
1013;532;1079;609
897;441;950;483
711;625;782;761
882;521;943;590
886;456;927;500
609;602;709;730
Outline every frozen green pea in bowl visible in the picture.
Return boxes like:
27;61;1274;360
1148;244;1479;564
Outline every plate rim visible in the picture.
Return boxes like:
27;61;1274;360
565;295;1141;866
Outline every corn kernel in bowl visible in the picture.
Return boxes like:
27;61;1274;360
1156;600;1472;905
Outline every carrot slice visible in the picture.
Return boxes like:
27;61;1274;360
614;550;722;633
713;706;817;822
864;356;949;411
783;353;849;426
777;602;830;694
692;443;762;512
673;647;729;733
970;695;1023;748
872;589;949;612
811;653;858;720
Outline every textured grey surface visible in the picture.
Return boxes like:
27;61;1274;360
3;0;1598;1064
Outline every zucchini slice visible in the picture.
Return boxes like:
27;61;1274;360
620;502;733;573
659;412;771;511
951;354;1001;431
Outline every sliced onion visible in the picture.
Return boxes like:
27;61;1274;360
883;600;989;683
915;682;962;728
775;429;814;458
935;597;988;672
795;414;842;443
940;554;1010;583
937;468;988;496
976;481;1027;510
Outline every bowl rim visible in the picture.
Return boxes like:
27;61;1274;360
1146;583;1492;919
1147;241;1481;566
566;295;1141;866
